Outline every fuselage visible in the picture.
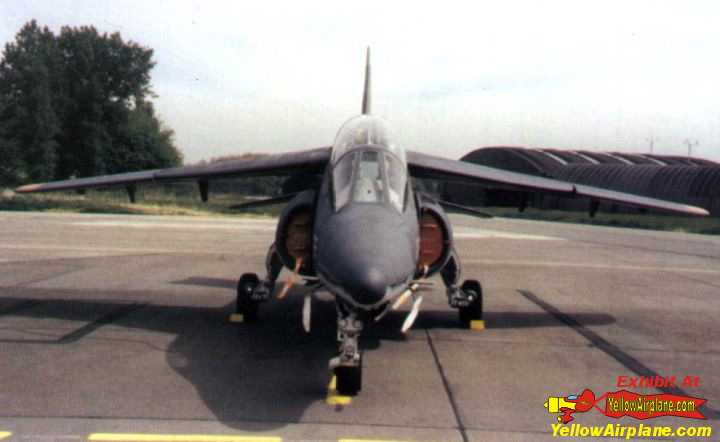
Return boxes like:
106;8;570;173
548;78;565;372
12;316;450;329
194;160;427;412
313;115;420;309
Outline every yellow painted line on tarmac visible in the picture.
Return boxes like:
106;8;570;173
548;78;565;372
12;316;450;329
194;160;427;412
88;434;280;442
0;432;11;440
326;375;352;406
470;320;485;331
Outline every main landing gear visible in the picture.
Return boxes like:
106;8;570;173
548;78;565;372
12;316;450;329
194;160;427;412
235;244;283;322
457;279;483;327
236;273;266;322
441;248;484;327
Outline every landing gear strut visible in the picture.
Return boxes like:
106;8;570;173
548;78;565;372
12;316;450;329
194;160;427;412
329;311;363;395
441;248;484;327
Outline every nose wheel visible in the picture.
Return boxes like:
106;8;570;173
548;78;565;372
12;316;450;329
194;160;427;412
334;356;363;396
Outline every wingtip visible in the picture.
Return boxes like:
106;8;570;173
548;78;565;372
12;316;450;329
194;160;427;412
692;207;710;217
681;204;710;217
14;183;42;193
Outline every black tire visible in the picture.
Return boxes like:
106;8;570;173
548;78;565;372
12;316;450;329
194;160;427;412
236;273;260;323
335;357;362;396
458;279;483;327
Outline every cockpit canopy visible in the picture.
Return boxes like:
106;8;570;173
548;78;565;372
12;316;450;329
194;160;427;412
331;115;407;212
331;115;405;164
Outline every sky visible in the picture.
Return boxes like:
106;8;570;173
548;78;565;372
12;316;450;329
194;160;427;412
1;0;719;163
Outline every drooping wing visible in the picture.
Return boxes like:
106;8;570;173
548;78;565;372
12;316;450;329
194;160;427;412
407;151;709;216
15;147;331;194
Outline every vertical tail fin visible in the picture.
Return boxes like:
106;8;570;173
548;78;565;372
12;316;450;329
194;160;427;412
361;47;371;115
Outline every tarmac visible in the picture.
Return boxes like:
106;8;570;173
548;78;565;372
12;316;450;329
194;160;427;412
0;211;718;441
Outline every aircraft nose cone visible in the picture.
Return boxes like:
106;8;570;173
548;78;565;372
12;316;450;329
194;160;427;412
315;203;417;307
349;267;387;305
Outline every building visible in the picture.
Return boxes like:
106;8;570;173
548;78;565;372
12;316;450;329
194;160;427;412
443;147;720;216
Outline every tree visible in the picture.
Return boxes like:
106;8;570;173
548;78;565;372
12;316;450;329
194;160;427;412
0;101;23;184
107;100;182;173
0;20;182;185
0;20;60;183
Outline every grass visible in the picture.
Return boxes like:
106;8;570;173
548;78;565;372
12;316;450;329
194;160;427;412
473;207;720;235
0;189;284;217
2;188;719;235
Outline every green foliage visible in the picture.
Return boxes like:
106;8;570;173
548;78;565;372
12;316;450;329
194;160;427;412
479;207;720;235
0;101;23;183
107;101;182;173
0;20;182;186
0;190;283;218
0;21;60;183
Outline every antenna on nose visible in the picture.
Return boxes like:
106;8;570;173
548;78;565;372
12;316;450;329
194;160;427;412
361;47;371;115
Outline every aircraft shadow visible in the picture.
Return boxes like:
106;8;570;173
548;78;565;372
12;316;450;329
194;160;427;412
416;310;616;330
172;276;237;290
0;287;615;429
0;288;380;429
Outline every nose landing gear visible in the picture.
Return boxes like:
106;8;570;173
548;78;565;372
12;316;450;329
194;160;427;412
329;313;363;396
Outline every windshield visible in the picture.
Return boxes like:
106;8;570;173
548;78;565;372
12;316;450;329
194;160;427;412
331;116;407;211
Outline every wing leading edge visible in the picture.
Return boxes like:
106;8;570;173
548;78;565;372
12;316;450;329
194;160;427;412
407;151;709;217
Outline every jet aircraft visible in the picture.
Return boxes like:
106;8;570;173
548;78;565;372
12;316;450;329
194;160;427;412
16;49;709;395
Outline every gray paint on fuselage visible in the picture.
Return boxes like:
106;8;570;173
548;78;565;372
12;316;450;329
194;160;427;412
314;159;419;308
